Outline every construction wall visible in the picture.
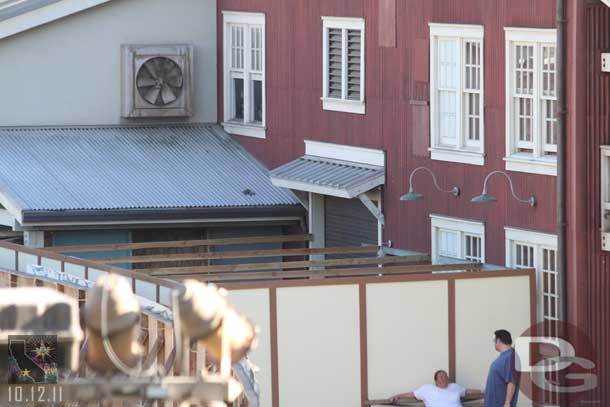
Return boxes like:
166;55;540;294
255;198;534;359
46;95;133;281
226;271;535;407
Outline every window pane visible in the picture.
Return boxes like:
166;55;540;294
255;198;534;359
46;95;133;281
251;27;263;72
327;28;343;98
464;234;482;262
515;97;533;147
231;26;244;70
439;90;457;144
233;78;244;120
439;39;458;89
515;44;534;95
438;229;459;258
252;79;263;123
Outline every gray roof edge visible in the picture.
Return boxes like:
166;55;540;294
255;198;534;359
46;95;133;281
0;0;63;22
21;204;305;225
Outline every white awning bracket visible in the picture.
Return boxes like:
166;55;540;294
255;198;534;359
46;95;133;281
357;193;385;226
290;190;309;210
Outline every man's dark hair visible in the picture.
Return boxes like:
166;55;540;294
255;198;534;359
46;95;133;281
433;370;447;381
494;329;513;345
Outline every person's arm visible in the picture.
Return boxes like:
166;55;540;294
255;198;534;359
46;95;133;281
465;389;484;397
389;392;417;404
504;382;516;407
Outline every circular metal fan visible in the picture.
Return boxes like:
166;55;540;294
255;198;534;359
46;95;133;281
136;57;183;106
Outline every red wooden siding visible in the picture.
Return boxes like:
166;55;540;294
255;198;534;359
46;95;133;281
217;0;558;267
577;2;610;404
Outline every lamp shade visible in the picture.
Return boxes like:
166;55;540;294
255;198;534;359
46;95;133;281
471;193;497;204
400;191;424;201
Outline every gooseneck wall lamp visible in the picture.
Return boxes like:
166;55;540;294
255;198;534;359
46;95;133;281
471;170;537;207
400;166;460;201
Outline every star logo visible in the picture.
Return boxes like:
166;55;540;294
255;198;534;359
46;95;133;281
22;368;30;377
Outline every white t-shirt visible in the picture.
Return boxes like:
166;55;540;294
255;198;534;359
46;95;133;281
413;383;466;407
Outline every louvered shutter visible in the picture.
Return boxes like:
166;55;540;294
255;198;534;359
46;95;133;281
347;29;362;100
327;28;343;98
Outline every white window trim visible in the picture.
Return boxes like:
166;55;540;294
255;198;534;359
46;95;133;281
430;214;485;264
601;146;610;250
504;27;557;176
321;16;366;114
505;226;558;322
429;23;485;166
222;11;267;139
305;140;385;167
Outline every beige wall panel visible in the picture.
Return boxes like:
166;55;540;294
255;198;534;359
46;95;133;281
455;276;532;407
367;280;449;398
228;289;272;407
0;0;217;126
276;285;361;407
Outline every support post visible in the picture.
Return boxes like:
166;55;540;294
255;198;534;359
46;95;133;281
308;193;325;266
23;231;44;248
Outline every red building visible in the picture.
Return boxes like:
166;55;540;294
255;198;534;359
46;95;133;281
217;0;608;404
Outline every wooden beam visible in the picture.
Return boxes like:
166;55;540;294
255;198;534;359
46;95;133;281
171;262;483;281
99;245;381;264
147;254;430;276
44;234;313;253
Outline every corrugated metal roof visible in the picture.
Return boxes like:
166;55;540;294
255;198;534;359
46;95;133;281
270;155;385;199
0;124;298;215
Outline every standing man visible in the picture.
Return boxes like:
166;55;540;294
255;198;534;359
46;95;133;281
484;329;520;407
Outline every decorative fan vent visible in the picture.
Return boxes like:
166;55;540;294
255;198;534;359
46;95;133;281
136;57;184;106
121;44;193;118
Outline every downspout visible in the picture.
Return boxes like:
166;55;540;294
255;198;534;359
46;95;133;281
557;0;568;328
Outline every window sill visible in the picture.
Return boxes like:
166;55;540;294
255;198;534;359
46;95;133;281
504;154;557;176
222;122;266;139
430;147;484;166
321;97;365;115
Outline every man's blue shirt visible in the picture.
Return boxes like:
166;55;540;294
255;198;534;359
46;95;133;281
484;348;520;407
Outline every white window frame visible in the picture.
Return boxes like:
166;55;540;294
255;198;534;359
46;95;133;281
430;215;485;264
505;227;558;322
504;27;557;176
222;11;266;139
321;16;366;115
429;23;485;166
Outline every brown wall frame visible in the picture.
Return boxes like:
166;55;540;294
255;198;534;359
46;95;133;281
448;279;456;382
269;287;279;407
359;283;369;407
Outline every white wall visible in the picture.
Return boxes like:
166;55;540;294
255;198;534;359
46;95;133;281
0;0;217;126
455;276;533;407
367;280;449;399
276;285;361;407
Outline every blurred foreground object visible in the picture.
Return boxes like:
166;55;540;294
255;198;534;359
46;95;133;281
178;280;256;364
83;274;143;373
0;288;83;380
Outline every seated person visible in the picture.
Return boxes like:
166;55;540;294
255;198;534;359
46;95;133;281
389;370;483;407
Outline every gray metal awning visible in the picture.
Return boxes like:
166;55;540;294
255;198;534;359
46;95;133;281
269;155;385;199
0;124;302;226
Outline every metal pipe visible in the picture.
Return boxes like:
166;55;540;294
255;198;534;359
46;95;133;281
556;0;567;327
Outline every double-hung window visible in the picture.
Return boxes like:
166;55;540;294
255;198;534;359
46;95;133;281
505;28;557;176
222;11;266;139
322;17;365;114
429;24;484;166
431;215;485;264
505;227;558;323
